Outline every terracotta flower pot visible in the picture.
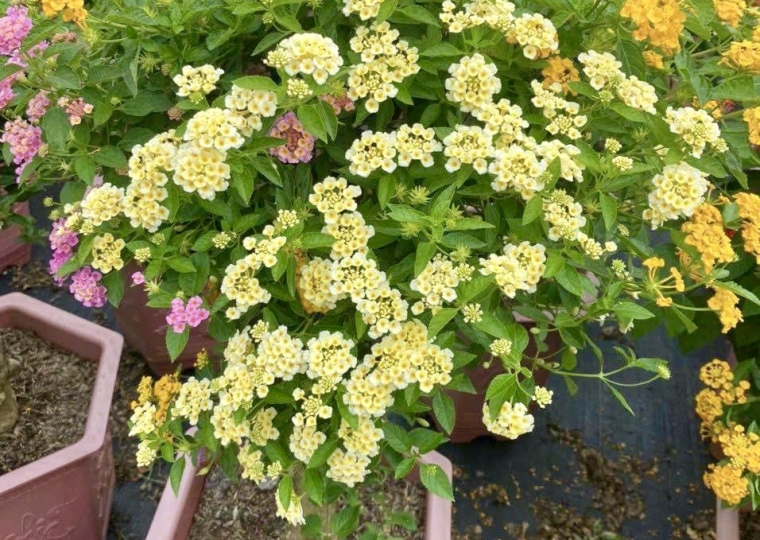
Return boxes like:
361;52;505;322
146;450;454;540
433;315;562;443
113;265;216;376
0;202;32;273
0;292;123;540
715;498;740;540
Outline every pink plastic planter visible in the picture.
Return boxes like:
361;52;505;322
146;450;454;540
0;292;123;540
113;266;216;375
715;498;740;540
0;202;32;274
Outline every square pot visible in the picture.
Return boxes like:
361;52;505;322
0;293;123;540
146;450;454;540
0;202;32;273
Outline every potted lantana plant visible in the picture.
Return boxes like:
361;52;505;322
13;0;760;534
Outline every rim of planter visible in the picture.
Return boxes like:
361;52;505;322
715;497;740;540
146;448;454;540
0;292;123;494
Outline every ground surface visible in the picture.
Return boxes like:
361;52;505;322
0;195;724;540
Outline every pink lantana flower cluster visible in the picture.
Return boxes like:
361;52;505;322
48;218;79;284
0;118;43;181
166;296;210;333
268;112;316;164
26;91;51;122
69;267;107;308
58;96;93;125
0;6;32;56
319;93;355;115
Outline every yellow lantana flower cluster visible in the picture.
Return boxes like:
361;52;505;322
620;0;685;55
265;33;343;85
542;189;586;241
541;57;580;94
714;0;746;28
347;22;420;112
708;288;743;333
721;40;760;74
91;233;125;274
681;203;734;273
665;106;726;158
40;0;87;24
642;162;710;229
479;241;547;298
482;401;535;439
735;192;760;262
223;85;278;137
80;183;125;226
172;64;224;101
410;254;461;314
743;107;760;146
445;53;502;113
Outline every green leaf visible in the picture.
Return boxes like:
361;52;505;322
432;392;455;434
251;32;288;56
192;231;216;252
399;5;439;26
605;383;635;416
251;156;282;186
167;257;196;273
389;512;418;531
332;505;360;539
522;196;543;225
613;302;655;320
297;104;329;142
383;422;411;453
395;457;416;479
375;0;398;22
166;327;190;361
233;76;280;93
232;169;254;204
169;455;186;496
278;475;293;510
378;175;395;209
713;281;760;306
48;66;80;89
74;156;97;184
427;308;458;338
410;428;447;454
42;107;70;150
304;469;325;506
711;76;759;101
307;438;338;469
122;92;173;116
387;204;429;224
300;232;334;249
485;373;520;415
421;42;463;57
600;194;617;231
555;266;583;296
414;242;436;276
420;463;454;502
102;270;125;307
94;146;128;169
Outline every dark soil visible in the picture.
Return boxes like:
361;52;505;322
0;327;96;473
188;468;427;540
741;510;760;539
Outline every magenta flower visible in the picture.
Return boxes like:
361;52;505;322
8;40;49;68
69;267;107;308
268;112;316;164
0;77;16;110
48;219;79;285
26;91;50;122
0;6;32;57
131;272;146;285
166;296;210;333
0;118;42;181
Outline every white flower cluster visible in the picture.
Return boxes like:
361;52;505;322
578;50;658;114
81;183;125;226
184;108;245;152
665;106;726;158
489;143;546;199
346;130;397;177
507;13;559;60
173;64;223;99
445;53;502;113
309;176;361;223
440;0;516;34
223;84;278;136
410;254;461;314
482;401;535;439
122;131;178;232
474;98;528;148
265;33;343;85
530;80;587;140
480;241;547;298
543;189;586;241
443;125;494;174
172;377;213;425
347;21;420;112
342;0;383;20
394;123;442;167
643;162;710;229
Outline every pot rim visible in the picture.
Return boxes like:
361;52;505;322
0;292;123;493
